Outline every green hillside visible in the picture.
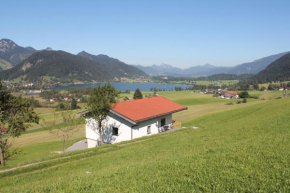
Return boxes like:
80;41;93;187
78;51;148;77
0;58;13;70
0;50;147;82
253;53;290;82
1;97;290;192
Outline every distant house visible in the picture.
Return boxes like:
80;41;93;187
85;96;187;148
63;97;72;101
23;83;34;87
50;98;57;102
220;91;239;99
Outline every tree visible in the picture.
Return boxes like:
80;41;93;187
47;110;80;152
58;102;65;110
268;84;273;90
0;82;39;166
71;98;78;110
239;91;250;98
253;83;259;90
133;88;143;99
86;83;119;146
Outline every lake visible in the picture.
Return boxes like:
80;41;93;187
51;82;192;91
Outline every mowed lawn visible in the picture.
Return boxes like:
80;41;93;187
1;97;290;192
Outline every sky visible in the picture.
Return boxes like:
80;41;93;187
1;0;290;68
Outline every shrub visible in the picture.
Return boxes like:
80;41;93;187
260;86;266;91
243;98;247;103
250;95;259;99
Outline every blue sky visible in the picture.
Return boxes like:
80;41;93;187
1;0;290;68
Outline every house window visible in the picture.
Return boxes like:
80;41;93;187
161;118;166;127
147;126;151;134
112;127;118;136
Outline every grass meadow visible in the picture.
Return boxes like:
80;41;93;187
1;91;267;169
2;124;85;168
30;108;85;127
0;96;289;192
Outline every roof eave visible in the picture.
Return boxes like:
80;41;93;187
110;110;137;125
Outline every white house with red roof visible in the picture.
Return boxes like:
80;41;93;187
85;96;187;148
220;91;239;99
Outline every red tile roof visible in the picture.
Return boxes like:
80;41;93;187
224;91;238;95
111;96;187;124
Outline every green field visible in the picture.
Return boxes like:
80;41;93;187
1;96;289;192
2;91;261;168
24;108;85;128
248;90;285;100
2;124;85;168
1;90;289;192
122;91;265;122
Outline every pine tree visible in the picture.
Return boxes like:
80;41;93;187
133;88;143;100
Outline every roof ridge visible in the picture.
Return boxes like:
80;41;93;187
117;96;164;104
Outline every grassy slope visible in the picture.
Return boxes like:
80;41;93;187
123;91;265;122
1;98;290;192
1;92;262;169
3;124;85;168
0;58;13;70
248;90;285;100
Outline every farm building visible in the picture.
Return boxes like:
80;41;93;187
220;91;239;99
85;96;187;148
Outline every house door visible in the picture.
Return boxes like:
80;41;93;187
161;118;166;127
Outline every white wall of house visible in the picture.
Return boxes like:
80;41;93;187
86;113;172;148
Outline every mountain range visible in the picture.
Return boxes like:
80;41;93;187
0;38;289;82
0;39;54;69
0;39;147;82
134;51;290;77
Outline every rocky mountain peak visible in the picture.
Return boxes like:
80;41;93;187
0;39;18;52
